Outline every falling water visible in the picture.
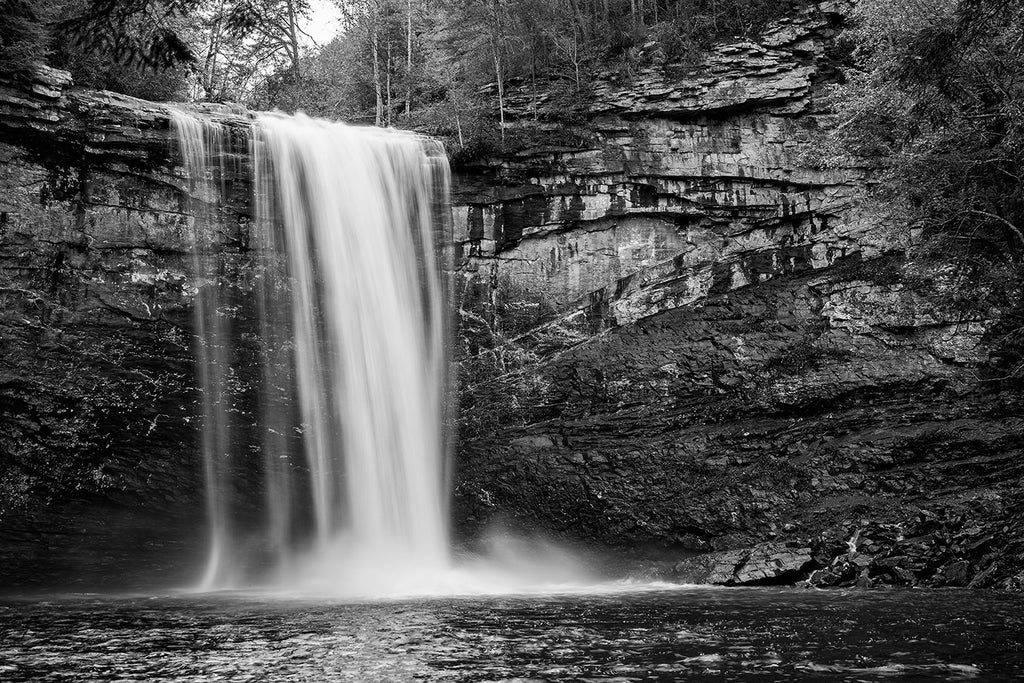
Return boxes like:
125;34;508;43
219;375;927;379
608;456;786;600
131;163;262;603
171;109;452;592
171;111;237;588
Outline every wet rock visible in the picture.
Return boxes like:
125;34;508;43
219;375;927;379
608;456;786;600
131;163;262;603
1002;571;1024;593
806;567;843;588
935;560;972;587
672;549;747;585
733;543;815;585
0;67;256;588
672;542;816;586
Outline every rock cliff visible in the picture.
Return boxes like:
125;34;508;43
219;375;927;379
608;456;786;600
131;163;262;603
0;0;1021;591
451;1;1024;590
0;68;256;588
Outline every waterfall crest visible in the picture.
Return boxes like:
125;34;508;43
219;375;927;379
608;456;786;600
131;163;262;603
172;110;451;593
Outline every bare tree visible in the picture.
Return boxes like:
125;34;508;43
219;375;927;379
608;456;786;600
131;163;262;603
227;0;312;82
405;0;412;118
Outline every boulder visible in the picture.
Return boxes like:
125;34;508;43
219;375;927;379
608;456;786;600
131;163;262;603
733;542;815;584
672;549;747;584
672;542;816;586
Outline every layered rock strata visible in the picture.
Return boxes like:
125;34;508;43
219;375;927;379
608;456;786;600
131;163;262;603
0;68;255;588
452;2;1024;589
0;0;1021;591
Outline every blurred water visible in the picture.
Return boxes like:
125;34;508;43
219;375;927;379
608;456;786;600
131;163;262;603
170;110;452;592
1;587;1021;681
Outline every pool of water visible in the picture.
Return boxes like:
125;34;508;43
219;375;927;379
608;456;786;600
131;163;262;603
0;586;1021;681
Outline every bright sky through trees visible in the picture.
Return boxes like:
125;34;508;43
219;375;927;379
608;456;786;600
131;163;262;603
303;0;343;47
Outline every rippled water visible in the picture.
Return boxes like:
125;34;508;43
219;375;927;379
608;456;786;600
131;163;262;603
1;587;1021;681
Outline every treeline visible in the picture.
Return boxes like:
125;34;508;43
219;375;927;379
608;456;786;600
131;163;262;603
1;0;199;100
280;0;791;122
1;1;794;134
0;0;314;101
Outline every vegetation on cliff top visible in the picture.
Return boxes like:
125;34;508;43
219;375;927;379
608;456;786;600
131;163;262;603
2;0;800;146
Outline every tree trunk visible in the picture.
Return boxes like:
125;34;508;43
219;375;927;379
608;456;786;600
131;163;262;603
285;0;302;83
405;0;413;118
488;0;506;146
452;92;464;147
386;35;392;127
566;0;587;40
372;13;383;126
202;2;225;101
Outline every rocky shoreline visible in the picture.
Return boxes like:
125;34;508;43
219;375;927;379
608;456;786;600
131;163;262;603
672;506;1024;590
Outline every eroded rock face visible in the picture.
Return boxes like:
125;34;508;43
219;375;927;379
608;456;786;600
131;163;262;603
0;68;258;589
452;1;1024;589
454;2;869;326
1;1;1021;591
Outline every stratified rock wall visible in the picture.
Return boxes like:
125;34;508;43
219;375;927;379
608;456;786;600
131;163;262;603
0;0;1020;591
453;2;870;326
0;69;255;589
452;1;1024;589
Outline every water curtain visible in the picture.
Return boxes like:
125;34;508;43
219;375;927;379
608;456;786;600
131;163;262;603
171;110;452;591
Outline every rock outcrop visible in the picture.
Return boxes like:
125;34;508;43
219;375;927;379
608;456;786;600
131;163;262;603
453;1;869;326
452;1;1024;590
672;542;815;586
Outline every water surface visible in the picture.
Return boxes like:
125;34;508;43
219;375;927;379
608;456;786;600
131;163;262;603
1;587;1021;681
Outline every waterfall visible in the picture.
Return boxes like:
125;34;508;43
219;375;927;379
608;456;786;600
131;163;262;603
171;109;452;593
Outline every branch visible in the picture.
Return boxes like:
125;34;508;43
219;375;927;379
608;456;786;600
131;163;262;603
969;208;1024;246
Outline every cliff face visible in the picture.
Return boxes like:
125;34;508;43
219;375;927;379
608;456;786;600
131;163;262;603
0;1;1021;592
451;2;1024;589
453;2;869;324
0;70;257;588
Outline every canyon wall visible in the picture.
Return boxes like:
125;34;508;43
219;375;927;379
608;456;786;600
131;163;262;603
0;0;1021;590
451;2;1024;589
0;72;256;588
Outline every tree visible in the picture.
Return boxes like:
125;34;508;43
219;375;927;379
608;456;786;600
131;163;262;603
404;0;412;118
243;0;798;144
58;0;199;68
226;0;311;90
1;0;201;84
827;0;1024;248
1;0;58;79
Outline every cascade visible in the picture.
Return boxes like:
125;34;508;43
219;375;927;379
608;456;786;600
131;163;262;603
171;109;452;592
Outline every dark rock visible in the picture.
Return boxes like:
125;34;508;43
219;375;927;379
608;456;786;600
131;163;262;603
0;68;258;589
805;569;837;587
855;569;874;588
935;560;972;587
453;4;1024;595
1002;572;1024;593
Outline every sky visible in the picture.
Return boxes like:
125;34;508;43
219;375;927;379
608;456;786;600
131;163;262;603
302;0;344;48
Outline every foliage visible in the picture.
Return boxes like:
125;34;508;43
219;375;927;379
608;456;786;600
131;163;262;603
1;0;200;100
3;0;802;131
456;275;558;441
823;0;1024;381
0;0;59;78
255;0;798;156
57;0;199;68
